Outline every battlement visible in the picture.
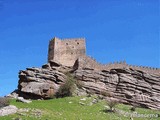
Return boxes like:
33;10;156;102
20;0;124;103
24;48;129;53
74;56;160;75
60;37;85;41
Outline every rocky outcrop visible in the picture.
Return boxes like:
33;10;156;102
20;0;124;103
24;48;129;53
75;68;160;110
16;61;71;99
14;60;160;110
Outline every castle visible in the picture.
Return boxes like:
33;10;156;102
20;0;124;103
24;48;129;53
48;37;160;74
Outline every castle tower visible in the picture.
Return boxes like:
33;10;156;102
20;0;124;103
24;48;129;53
48;37;86;66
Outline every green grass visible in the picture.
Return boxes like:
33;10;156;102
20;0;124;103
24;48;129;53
0;96;159;120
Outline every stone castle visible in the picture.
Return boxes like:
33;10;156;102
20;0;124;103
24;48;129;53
48;37;160;74
13;36;160;110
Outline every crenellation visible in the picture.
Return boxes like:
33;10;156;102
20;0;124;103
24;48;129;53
61;38;85;41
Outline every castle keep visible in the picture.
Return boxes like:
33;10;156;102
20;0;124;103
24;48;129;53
48;37;86;66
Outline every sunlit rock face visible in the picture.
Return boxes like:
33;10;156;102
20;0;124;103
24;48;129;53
13;60;160;110
75;67;160;110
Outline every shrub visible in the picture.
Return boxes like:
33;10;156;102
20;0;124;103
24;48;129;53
106;99;118;112
0;97;10;108
56;73;75;98
130;106;136;112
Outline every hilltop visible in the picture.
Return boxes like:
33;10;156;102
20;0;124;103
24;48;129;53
8;37;160;110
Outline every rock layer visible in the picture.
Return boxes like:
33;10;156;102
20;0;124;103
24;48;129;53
17;63;68;99
75;68;160;110
15;61;160;110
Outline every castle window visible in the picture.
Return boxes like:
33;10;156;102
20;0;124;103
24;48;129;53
66;43;68;45
72;46;74;48
77;42;79;45
71;52;73;54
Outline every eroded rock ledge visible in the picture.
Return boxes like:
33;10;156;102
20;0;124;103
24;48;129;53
12;61;160;110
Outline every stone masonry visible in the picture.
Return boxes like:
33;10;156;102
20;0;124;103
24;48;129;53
48;37;86;66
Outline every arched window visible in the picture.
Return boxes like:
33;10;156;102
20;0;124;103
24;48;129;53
77;42;79;45
66;43;68;45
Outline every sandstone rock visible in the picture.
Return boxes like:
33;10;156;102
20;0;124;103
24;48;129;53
80;98;86;101
92;98;99;104
49;60;61;67
16;65;68;99
152;85;160;91
16;97;32;103
75;67;160;110
79;102;85;106
42;63;51;69
6;90;19;98
0;105;18;116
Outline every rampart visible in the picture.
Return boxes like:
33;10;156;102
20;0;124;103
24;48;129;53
75;56;160;75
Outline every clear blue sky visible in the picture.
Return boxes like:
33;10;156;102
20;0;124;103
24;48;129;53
0;0;159;96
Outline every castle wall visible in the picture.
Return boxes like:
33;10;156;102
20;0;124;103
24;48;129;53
76;56;160;75
48;37;160;75
48;37;86;66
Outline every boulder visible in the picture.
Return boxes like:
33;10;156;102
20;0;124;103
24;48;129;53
0;105;18;116
16;65;68;99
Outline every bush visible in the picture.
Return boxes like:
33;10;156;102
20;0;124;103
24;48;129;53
56;73;75;98
130;106;136;112
0;97;10;108
106;99;118;112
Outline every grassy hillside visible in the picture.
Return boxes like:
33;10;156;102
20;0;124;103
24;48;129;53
0;96;159;120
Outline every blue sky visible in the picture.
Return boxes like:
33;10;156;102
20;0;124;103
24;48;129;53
0;0;159;96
